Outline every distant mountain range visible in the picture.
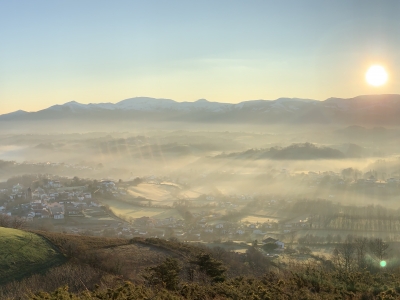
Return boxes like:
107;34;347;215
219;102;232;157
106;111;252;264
2;94;400;125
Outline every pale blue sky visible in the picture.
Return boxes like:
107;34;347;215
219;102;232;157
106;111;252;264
1;0;400;113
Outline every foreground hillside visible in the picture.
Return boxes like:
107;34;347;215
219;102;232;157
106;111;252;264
0;227;64;284
2;230;400;299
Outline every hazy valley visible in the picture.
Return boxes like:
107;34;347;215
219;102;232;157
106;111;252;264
2;97;400;299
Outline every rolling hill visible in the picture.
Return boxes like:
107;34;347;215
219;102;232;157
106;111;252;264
215;143;346;160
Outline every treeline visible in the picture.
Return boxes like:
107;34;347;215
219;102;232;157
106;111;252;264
324;216;400;233
331;236;389;272
288;200;400;233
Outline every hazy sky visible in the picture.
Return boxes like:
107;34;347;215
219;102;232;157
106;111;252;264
1;0;400;114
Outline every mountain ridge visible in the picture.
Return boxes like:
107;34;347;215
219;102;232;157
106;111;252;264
2;94;400;125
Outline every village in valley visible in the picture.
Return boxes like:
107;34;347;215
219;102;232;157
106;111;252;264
1;162;400;255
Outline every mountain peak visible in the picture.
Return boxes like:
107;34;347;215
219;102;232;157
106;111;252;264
64;100;84;106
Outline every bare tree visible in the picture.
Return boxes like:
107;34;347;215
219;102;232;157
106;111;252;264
369;238;389;261
337;239;356;271
0;214;11;227
211;246;227;261
354;237;368;269
331;247;342;269
11;216;26;229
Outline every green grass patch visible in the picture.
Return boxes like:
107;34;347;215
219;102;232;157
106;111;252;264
0;227;65;284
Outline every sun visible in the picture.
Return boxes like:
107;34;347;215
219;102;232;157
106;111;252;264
365;65;388;86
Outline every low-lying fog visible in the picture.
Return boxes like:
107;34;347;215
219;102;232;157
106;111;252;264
1;123;400;207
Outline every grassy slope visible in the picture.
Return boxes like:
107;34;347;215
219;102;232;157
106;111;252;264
0;229;211;291
0;227;65;284
33;230;130;251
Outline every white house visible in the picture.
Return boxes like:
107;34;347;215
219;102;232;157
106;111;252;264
236;229;245;235
12;184;24;194
47;180;62;188
54;213;64;220
101;180;116;189
90;200;101;207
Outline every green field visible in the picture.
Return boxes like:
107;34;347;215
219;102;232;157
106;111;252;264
0;227;65;284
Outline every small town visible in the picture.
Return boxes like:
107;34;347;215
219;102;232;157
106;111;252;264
2;166;400;255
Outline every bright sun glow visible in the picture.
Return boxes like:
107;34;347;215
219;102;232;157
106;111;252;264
365;65;388;86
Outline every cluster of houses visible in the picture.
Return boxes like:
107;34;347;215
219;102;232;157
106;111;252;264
0;181;97;220
0;177;136;223
128;216;287;249
124;211;310;247
94;180;128;197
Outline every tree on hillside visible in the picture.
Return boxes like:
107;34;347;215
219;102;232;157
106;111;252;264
143;258;181;290
191;253;226;283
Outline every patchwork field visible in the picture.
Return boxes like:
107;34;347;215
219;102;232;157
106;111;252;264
128;182;205;203
0;227;65;284
128;183;176;201
103;199;182;220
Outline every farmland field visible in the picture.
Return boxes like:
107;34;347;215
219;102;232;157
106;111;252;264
241;215;281;223
128;182;207;203
128;183;176;201
103;199;182;220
